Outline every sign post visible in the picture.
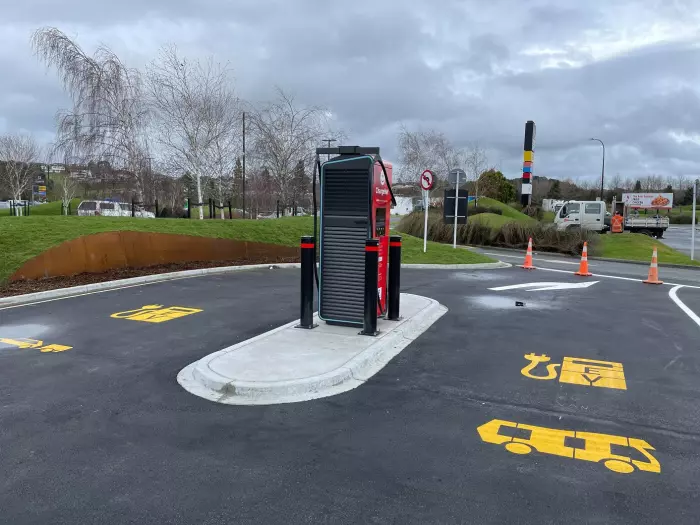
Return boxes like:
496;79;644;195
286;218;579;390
448;168;467;249
420;170;434;253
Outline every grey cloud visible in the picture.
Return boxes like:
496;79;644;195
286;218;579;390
1;0;700;181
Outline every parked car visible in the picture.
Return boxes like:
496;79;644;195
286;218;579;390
77;200;155;218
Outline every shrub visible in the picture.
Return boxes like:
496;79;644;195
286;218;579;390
670;214;693;224
522;205;544;221
397;211;598;256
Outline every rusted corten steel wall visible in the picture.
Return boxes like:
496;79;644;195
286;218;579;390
10;231;299;281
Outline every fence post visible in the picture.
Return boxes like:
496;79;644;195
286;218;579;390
228;201;232;219
132;199;135;217
187;198;191;219
387;235;402;321
296;236;317;329
361;238;380;336
208;198;213;219
26;202;30;216
68;201;72;216
155;199;159;217
276;200;280;218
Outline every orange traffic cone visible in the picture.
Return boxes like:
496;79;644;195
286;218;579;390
521;237;535;270
575;242;593;276
643;245;663;284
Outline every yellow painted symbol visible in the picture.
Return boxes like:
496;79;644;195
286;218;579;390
521;354;626;390
0;338;73;353
477;419;660;474
559;357;626;390
110;304;203;323
521;353;560;380
0;337;44;349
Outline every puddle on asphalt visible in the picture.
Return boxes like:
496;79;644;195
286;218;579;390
451;272;513;282
468;295;557;310
0;324;51;343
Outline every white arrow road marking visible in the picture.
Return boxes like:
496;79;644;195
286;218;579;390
489;281;600;292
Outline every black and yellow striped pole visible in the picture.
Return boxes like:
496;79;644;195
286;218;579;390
521;120;536;206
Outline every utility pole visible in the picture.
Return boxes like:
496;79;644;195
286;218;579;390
242;111;246;219
590;138;605;201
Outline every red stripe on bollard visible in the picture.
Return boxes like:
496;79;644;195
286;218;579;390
300;243;315;249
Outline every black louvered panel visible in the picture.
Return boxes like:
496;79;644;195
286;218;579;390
323;168;369;217
319;157;371;325
320;225;367;324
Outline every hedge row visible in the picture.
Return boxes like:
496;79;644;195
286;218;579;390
397;211;598;256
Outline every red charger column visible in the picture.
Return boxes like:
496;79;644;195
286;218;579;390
377;235;389;314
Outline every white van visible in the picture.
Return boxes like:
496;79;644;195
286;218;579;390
77;200;155;218
554;200;606;232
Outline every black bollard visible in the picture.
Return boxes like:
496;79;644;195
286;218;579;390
361;238;380;336
387;235;402;320
296;236;317;329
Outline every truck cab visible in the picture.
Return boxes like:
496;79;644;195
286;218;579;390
554;201;606;232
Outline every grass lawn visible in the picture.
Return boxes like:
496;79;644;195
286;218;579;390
541;211;556;223
0;215;495;283
597;233;700;266
469;212;516;228
471;197;535;223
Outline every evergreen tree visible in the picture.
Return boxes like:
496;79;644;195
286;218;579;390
546;180;562;199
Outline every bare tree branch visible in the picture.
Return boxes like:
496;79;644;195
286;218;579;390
32;27;150;198
248;87;328;208
146;44;239;219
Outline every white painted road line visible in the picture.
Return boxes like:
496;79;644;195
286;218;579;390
536;266;700;289
482;252;589;266
539;259;581;265
669;285;700;329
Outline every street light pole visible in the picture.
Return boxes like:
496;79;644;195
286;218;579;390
590;138;605;201
692;178;697;261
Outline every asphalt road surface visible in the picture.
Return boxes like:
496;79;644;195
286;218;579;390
0;261;699;524
660;225;699;256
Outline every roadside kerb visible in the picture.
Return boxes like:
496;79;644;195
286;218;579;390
177;293;448;405
0;262;510;307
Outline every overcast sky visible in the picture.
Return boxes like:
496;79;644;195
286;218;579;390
1;0;699;183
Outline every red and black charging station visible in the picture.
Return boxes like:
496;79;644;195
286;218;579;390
297;146;396;333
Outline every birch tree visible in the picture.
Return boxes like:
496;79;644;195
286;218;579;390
464;142;488;200
248;88;327;209
146;45;239;219
32;27;150;199
0;134;39;201
397;127;457;182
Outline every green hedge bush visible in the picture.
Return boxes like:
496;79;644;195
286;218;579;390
398;211;598;255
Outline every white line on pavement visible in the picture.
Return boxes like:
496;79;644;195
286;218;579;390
669;285;700;329
535;266;700;289
482;252;586;265
0;280;192;311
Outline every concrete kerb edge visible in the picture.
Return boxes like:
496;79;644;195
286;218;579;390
178;293;448;405
0;261;510;306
